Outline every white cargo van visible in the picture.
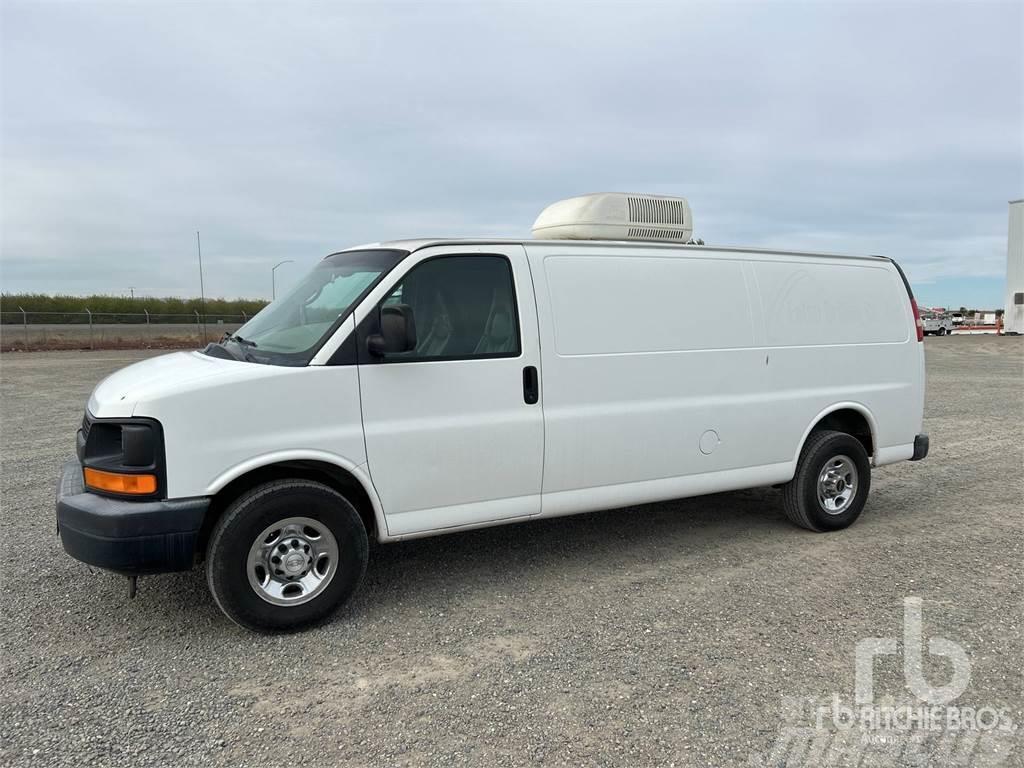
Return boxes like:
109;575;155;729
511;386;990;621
56;193;929;631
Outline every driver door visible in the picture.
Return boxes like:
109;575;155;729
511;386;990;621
356;245;544;537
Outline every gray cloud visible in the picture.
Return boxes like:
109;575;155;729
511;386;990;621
2;1;1022;300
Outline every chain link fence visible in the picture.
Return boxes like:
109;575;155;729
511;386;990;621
0;311;250;350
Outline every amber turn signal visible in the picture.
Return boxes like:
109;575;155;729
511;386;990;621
83;467;157;495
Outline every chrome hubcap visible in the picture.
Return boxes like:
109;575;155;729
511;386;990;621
247;516;339;606
817;455;858;515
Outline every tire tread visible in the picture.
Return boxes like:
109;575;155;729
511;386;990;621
782;429;861;532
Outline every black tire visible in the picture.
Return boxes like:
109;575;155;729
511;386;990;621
781;430;871;532
206;480;368;632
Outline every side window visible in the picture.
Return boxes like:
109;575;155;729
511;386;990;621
381;255;520;361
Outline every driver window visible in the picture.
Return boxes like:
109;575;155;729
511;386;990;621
382;255;520;361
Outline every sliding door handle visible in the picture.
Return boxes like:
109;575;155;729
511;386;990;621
522;366;539;405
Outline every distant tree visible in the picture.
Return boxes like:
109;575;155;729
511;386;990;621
0;293;268;323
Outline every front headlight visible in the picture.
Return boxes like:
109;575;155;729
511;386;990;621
78;413;165;498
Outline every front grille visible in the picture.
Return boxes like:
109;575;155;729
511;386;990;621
81;412;93;441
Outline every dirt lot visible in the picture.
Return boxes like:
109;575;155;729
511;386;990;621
1;336;1021;767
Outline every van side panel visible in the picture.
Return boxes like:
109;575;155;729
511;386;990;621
526;244;923;517
543;255;755;354
753;260;908;346
530;246;776;505
750;258;922;464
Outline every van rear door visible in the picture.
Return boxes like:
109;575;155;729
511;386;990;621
356;244;544;537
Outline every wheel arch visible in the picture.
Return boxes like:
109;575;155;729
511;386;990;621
794;403;878;465
197;452;388;558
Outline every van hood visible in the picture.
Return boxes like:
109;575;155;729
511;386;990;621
88;351;251;418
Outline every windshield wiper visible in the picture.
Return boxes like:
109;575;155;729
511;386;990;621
224;333;258;349
213;333;260;362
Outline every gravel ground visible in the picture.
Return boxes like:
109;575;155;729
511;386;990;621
1;336;1021;767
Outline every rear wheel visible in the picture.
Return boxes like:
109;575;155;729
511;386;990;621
206;480;368;632
782;430;871;531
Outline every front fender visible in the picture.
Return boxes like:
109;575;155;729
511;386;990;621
206;450;389;540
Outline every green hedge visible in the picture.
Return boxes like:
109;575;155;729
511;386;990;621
0;293;269;324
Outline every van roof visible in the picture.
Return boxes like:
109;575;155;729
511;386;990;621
340;238;890;264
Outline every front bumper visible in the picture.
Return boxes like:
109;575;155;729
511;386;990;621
56;457;209;574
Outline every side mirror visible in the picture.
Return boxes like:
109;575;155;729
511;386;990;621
367;304;417;358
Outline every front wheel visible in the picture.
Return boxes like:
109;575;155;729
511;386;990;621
781;430;871;531
206;480;368;632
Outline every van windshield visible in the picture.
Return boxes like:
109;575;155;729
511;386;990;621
214;249;406;366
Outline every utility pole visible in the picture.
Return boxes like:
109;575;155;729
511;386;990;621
196;231;207;343
128;286;135;299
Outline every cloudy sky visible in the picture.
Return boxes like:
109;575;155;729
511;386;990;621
2;1;1022;307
